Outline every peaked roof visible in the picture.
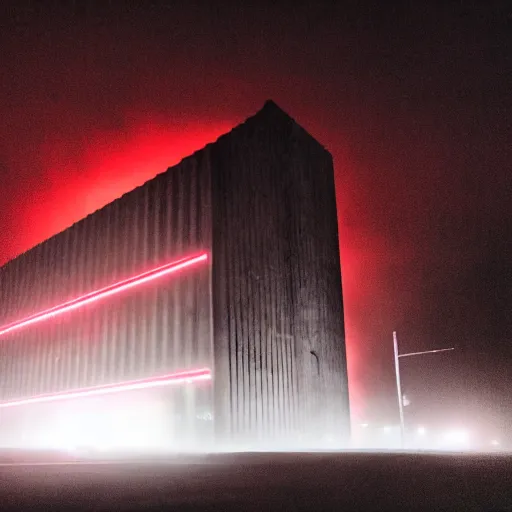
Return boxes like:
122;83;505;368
213;99;326;154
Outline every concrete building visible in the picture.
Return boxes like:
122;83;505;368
0;101;349;451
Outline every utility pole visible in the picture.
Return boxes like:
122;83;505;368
393;331;454;449
393;331;405;448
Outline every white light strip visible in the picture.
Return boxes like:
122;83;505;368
0;368;212;409
0;252;208;339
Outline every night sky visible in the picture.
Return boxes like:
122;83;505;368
1;2;510;434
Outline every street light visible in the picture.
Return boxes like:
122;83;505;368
393;331;454;448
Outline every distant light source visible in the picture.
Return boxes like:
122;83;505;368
417;426;426;436
441;429;471;449
491;440;500;447
361;423;369;428
0;368;211;409
0;252;208;339
383;426;391;433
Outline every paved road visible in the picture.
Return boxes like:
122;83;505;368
1;451;512;511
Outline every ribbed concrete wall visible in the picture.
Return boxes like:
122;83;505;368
0;154;213;402
287;118;350;443
211;102;350;446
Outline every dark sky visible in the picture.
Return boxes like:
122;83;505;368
1;1;510;432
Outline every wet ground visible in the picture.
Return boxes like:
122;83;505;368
1;451;511;511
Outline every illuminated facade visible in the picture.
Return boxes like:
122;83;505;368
0;101;349;451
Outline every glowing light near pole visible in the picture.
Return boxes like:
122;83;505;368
439;429;471;450
0;368;212;409
0;252;208;338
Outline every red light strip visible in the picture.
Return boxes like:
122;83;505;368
0;252;208;339
0;368;212;409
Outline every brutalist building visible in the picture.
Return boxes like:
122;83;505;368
0;101;350;451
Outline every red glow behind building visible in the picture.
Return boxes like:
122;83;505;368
4;121;232;266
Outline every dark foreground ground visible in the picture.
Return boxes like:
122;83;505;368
1;451;512;511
